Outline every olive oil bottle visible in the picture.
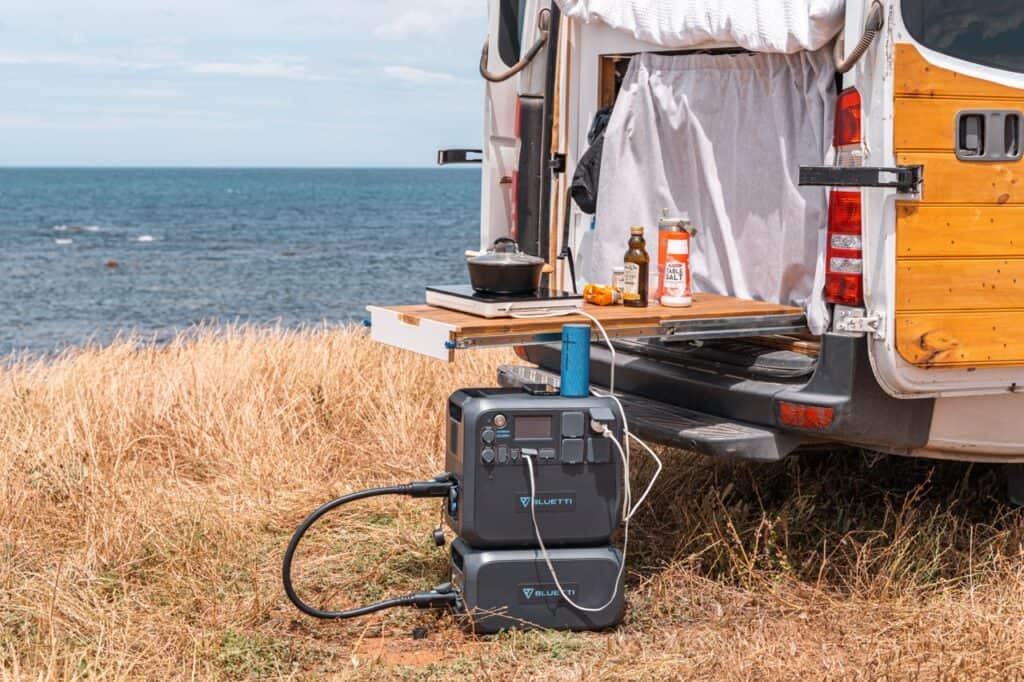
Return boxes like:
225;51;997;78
622;225;650;307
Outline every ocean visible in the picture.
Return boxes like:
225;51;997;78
0;168;481;355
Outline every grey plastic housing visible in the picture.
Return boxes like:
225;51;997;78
451;538;624;633
955;109;1023;161
445;387;623;548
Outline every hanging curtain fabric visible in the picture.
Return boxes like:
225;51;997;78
556;0;846;53
578;50;835;334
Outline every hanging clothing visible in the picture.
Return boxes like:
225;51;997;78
578;49;835;334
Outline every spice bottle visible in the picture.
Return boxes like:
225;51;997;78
657;210;696;307
622;226;650;308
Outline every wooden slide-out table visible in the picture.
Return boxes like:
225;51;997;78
368;293;807;362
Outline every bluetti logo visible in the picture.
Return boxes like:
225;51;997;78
517;583;579;604
515;492;576;513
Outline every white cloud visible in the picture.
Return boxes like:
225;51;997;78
0;50;329;81
187;56;328;81
126;88;179;99
373;1;484;41
383;65;456;85
373;11;443;41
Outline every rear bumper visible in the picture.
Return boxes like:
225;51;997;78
520;333;935;456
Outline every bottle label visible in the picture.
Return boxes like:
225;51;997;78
663;261;689;297
622;262;641;300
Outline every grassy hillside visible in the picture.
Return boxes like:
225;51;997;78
2;327;1023;679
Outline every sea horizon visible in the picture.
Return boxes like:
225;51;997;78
1;167;483;356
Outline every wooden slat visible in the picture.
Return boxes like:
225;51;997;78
896;259;1024;311
896;152;1024;204
895;97;1024;151
896;204;1024;258
389;293;801;340
897;312;1024;368
894;43;1024;100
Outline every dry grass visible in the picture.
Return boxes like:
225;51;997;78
2;325;1024;680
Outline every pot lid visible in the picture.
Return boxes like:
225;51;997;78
469;238;546;266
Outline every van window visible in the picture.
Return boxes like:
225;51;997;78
498;0;528;67
902;1;1024;74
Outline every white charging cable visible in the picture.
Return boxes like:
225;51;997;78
510;307;664;610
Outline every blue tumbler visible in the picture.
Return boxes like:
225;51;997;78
560;324;591;398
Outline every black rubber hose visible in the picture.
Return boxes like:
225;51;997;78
282;481;456;620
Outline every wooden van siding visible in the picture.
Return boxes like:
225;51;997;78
894;98;1024;152
897;205;1024;258
896;259;1024;311
894;44;1024;100
894;44;1024;368
897;313;1024;368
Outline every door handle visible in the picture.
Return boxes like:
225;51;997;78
956;110;1023;161
479;8;551;83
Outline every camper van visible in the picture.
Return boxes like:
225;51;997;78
440;2;1024;495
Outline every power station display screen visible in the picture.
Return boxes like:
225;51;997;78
514;416;552;439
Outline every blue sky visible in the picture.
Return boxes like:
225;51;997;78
0;1;487;166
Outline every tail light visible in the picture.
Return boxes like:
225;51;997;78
825;191;864;306
833;87;862;148
825;87;864;306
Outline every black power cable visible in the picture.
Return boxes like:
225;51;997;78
282;475;460;620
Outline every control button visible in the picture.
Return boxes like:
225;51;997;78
561;438;584;464
481;447;496;464
539;447;557;461
561;411;585;437
493;414;507;428
482;428;496;444
510;448;521;462
497;445;509;463
586;437;611;464
588;406;616;426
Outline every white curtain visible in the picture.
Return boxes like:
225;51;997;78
579;50;835;334
556;0;846;53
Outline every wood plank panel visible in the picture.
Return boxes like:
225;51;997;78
897;312;1024;367
895;43;1024;368
388;293;801;339
896;204;1024;258
894;43;1024;100
896;152;1024;204
895;97;1024;152
896;259;1024;311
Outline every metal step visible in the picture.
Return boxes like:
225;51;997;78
498;365;800;462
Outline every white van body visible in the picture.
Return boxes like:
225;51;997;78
478;0;1024;463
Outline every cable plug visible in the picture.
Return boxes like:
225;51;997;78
409;583;460;610
590;419;610;435
407;475;457;498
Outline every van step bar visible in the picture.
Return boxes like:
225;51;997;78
498;365;800;462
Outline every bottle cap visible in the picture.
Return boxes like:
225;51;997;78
630;225;644;236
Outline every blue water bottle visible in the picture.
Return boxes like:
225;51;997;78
560;324;591;398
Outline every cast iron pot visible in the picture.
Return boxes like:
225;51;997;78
466;238;547;294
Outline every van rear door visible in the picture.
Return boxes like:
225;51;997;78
867;2;1024;396
480;1;551;253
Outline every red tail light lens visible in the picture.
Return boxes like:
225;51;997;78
778;401;835;430
825;190;864;306
834;87;862;147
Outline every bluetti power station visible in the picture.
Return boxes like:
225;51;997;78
282;324;632;633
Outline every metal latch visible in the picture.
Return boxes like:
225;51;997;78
833;307;884;338
437;149;482;165
799;165;923;194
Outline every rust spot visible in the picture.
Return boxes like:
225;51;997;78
998;193;1011;204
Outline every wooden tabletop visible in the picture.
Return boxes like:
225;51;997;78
385;293;803;339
